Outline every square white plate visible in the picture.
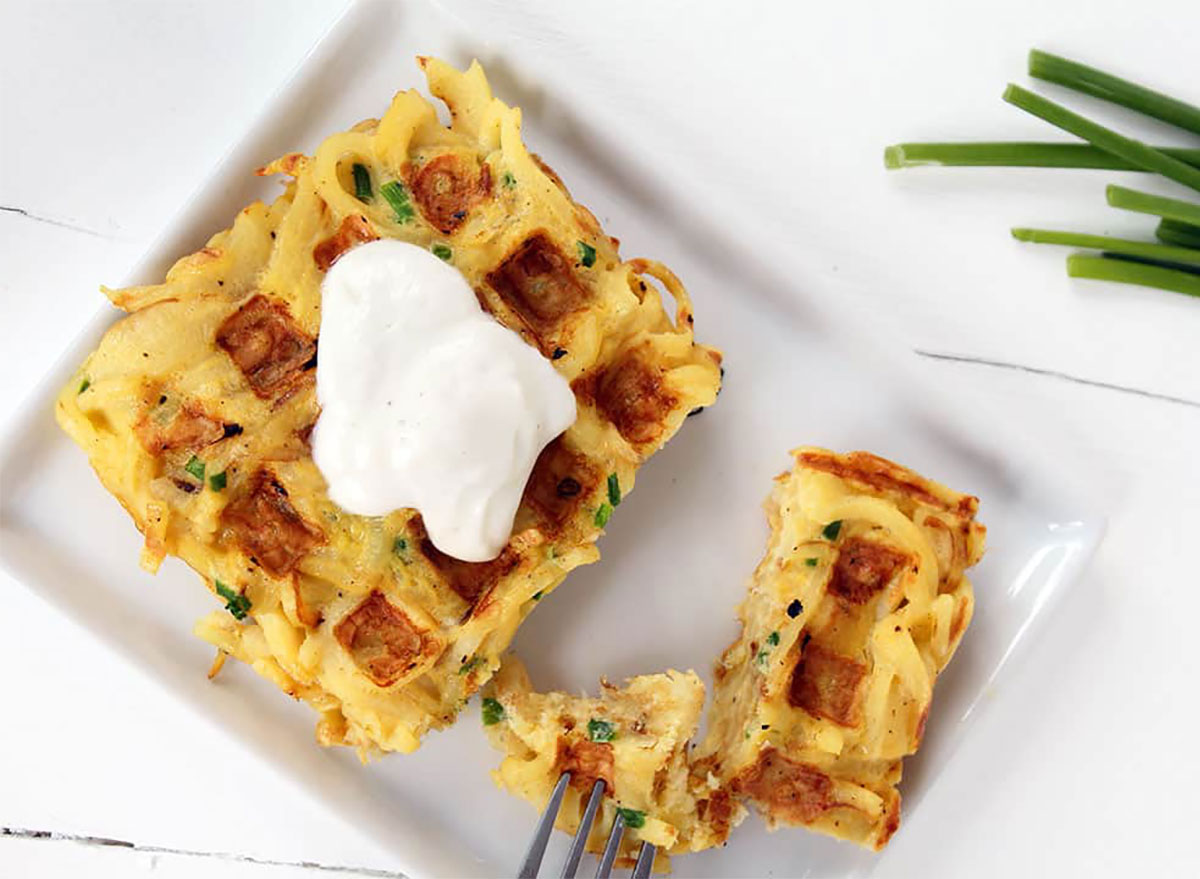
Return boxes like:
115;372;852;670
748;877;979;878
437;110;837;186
0;1;1105;876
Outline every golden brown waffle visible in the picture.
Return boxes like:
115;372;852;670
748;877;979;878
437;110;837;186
696;447;985;848
483;449;984;859
55;57;722;756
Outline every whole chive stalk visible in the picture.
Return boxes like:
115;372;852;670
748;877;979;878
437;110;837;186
1002;84;1200;194
884;142;1200;171
1106;185;1200;227
1156;219;1200;250
1012;228;1200;268
1104;253;1200;277
1067;254;1200;298
1028;50;1200;137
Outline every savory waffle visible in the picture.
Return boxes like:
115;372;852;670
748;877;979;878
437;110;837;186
696;447;985;848
55;57;722;756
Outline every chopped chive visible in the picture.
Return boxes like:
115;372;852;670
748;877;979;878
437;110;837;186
208;470;227;492
352;163;373;201
587;718;617;742
1001;84;1200;194
214;579;251;620
77;378;91;394
607;472;621;507
1106;185;1200;227
1011;228;1200;268
594;502;613;528
804;557;818;567
577;240;597;267
185;455;206;482
458;657;483;676
380;181;416;223
884;142;1200;171
501;171;517;189
615;807;645;829
1028;50;1200;137
822;520;843;541
531;590;544;601
431;243;452;261
756;630;781;668
1156;219;1200;250
1067;254;1200;298
481;697;506;725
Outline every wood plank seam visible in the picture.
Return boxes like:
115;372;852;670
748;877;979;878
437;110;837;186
0;827;406;878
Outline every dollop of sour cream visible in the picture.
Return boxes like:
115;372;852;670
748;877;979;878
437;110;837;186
312;239;576;562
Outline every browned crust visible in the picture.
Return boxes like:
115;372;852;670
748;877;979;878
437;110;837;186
485;232;591;343
913;705;931;749
312;214;379;271
788;642;868;727
409;153;492;234
798;450;978;516
590;348;677;446
732;748;835;825
695;787;736;844
828;537;910;605
520;437;601;533
530;153;568;195
556;737;615;793
334;591;436;687
220;468;324;577
875;792;902;849
216;295;317;400
411;516;521;607
255;152;306;177
134;403;225;454
949;598;971;643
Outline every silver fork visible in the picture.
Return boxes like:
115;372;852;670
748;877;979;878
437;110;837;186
518;773;657;878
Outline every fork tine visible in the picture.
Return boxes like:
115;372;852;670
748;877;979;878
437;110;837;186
630;842;656;879
560;779;605;878
592;811;625;879
519;772;572;878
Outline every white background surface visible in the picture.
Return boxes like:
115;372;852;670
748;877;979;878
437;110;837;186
1;1;1198;877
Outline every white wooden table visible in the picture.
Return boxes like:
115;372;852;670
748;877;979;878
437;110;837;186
2;2;1197;876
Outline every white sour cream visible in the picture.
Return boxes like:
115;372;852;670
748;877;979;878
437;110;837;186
312;239;576;562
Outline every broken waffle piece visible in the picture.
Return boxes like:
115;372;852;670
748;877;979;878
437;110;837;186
483;658;741;871
484;448;985;863
696;447;985;849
